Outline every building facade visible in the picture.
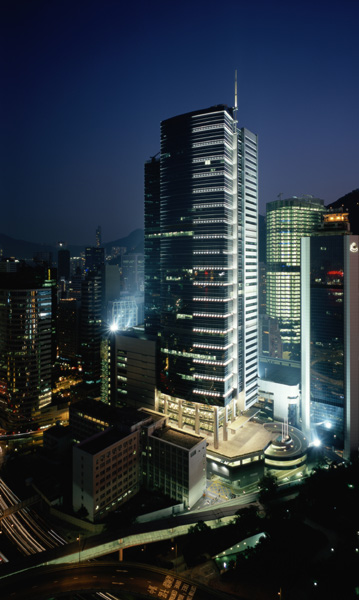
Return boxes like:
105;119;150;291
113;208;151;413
57;298;79;360
144;155;161;336
145;105;258;443
72;427;141;522
266;196;325;361
113;329;157;409
301;213;359;459
142;415;207;508
0;270;53;431
121;254;144;294
80;272;103;396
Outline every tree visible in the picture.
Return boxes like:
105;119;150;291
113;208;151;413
188;520;211;535
258;473;278;504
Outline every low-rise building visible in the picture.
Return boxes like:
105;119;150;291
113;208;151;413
69;398;150;443
141;410;206;508
72;427;140;522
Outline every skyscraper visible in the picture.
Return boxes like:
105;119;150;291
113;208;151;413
0;269;53;431
81;247;105;397
85;246;105;273
96;225;102;247
266;196;325;361
145;104;258;441
301;210;359;459
80;271;103;397
58;248;70;281
144;155;161;336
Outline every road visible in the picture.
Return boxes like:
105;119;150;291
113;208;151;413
0;561;235;600
0;477;66;555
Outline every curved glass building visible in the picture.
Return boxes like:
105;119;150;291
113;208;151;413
266;196;325;361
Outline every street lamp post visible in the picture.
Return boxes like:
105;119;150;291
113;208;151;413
77;534;81;563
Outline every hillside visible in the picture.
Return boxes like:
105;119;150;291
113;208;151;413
0;229;144;260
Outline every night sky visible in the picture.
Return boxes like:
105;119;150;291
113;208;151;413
1;0;358;246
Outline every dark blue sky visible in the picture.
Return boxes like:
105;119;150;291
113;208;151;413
1;0;358;245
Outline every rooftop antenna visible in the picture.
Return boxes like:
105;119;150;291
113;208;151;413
234;69;238;109
233;70;238;128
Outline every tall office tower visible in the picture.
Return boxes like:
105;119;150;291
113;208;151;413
145;104;258;441
301;210;359;459
57;298;79;360
85;246;105;273
80;272;103;397
96;225;102;247
266;196;325;361
105;265;121;305
58;249;70;281
0;270;53;431
68;268;83;302
121;253;144;294
144;156;161;335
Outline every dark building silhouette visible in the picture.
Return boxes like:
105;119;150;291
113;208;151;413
58;249;70;281
85;246;105;273
144;155;161;335
80;272;103;397
57;298;80;360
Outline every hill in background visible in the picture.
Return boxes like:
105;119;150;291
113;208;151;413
0;229;144;260
327;188;359;234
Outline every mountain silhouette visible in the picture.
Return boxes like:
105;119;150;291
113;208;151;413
0;229;144;260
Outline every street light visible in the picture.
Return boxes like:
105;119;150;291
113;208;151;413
77;534;82;563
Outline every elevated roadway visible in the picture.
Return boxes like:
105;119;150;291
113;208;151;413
0;561;236;600
0;492;259;576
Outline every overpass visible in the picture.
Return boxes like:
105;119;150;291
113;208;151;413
0;495;40;521
0;491;259;578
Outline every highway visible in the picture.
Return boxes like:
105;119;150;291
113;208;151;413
0;561;235;600
0;477;66;555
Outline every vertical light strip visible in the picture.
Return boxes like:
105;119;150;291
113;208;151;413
301;236;311;436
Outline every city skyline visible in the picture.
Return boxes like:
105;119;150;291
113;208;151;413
2;0;358;245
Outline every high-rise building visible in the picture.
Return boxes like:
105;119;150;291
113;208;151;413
96;225;102;247
266;196;325;361
145;104;258;441
80;272;103;396
58;249;70;281
121;253;144;294
301;210;359;459
0;269;53;431
85;246;105;273
104;265;121;305
57;298;79;360
144;156;161;336
80;246;105;398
